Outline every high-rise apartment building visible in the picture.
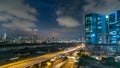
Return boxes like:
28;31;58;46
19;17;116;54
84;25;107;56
85;13;107;44
85;10;120;45
107;10;120;44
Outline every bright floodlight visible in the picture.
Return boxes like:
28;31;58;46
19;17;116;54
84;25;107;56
106;15;109;18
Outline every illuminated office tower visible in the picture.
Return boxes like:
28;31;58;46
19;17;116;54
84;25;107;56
85;13;107;44
107;10;120;44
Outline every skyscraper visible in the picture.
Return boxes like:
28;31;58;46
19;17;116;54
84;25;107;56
85;13;107;44
3;32;7;40
107;10;120;44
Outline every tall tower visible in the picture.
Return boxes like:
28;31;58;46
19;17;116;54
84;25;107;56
85;13;107;44
3;32;7;40
107;10;120;44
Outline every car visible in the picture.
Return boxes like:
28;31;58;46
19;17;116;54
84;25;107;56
9;57;19;61
74;59;79;63
91;56;99;60
50;57;57;61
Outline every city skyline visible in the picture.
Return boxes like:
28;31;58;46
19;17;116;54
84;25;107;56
0;0;120;68
0;0;120;39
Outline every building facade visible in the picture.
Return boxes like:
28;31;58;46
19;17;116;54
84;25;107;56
85;13;107;44
107;10;120;44
85;11;120;56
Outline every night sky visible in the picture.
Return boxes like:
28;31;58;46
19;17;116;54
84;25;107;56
0;0;120;40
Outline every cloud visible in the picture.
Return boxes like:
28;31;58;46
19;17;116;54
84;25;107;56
56;16;80;28
0;0;37;33
83;0;120;14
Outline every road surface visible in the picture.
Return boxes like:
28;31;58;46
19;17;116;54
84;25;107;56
62;58;76;68
0;45;82;68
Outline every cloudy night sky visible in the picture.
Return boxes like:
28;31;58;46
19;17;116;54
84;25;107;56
0;0;120;40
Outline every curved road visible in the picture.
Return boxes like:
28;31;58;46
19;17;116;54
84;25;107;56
0;45;82;68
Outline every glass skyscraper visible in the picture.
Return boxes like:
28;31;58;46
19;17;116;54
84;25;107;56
85;11;120;56
85;13;107;44
107;10;120;44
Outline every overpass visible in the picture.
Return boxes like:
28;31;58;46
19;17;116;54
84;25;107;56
0;44;83;68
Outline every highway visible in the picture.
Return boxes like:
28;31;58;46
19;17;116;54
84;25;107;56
40;58;66;68
0;45;82;68
51;57;67;68
62;58;76;68
52;60;67;68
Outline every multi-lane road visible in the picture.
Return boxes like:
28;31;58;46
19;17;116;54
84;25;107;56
62;58;76;68
0;45;82;68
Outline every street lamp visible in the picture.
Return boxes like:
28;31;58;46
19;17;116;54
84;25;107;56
81;43;85;48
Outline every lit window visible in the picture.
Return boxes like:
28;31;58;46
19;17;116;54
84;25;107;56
98;27;101;29
109;31;117;35
98;17;101;20
91;34;95;37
